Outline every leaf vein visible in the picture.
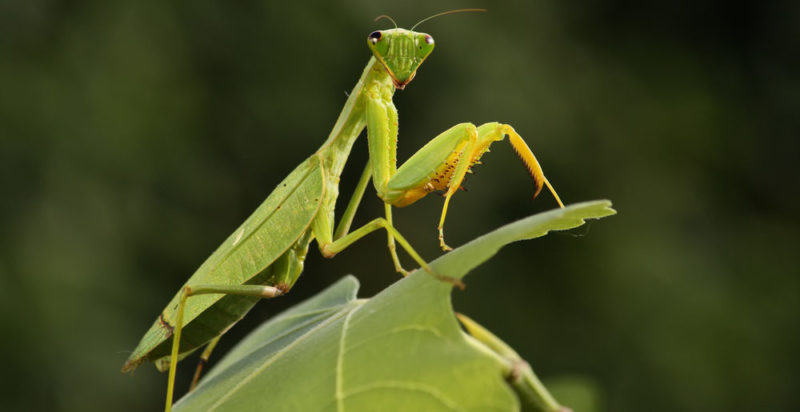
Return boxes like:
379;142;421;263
341;381;463;411
343;325;445;355
208;306;353;410
335;305;359;412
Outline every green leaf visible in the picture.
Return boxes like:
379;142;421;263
174;200;615;411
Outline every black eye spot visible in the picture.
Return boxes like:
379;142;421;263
425;35;434;45
369;31;382;45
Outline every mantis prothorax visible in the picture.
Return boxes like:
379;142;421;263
122;11;564;411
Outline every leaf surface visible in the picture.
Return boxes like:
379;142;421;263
175;200;616;411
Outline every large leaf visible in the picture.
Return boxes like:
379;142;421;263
174;200;616;411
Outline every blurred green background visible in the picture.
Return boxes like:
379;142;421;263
1;0;798;411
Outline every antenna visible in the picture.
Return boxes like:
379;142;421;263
410;8;487;31
374;14;398;29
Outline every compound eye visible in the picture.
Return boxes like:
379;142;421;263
424;34;434;45
368;31;382;45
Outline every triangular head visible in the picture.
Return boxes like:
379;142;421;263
367;28;435;90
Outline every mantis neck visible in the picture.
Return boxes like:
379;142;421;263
317;57;395;184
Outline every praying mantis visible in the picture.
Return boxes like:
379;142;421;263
122;10;564;411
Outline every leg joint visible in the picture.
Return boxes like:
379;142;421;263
320;246;337;258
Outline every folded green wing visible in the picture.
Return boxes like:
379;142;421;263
123;155;325;372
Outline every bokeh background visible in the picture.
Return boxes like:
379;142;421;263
1;1;798;411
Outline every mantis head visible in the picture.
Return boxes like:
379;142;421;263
367;28;434;90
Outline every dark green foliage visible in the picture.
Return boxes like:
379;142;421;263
1;1;797;411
